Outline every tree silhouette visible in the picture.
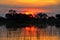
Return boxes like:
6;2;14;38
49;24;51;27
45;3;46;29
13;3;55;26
48;16;55;25
36;13;43;18
56;14;60;19
0;16;5;21
43;13;48;19
48;16;55;20
36;13;48;19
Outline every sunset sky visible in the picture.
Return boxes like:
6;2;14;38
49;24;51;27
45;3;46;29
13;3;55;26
0;0;60;17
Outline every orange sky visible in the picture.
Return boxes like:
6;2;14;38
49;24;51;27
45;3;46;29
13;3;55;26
0;0;59;7
17;8;50;15
0;0;60;17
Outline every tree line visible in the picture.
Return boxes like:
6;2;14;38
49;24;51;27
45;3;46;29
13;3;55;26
0;9;60;28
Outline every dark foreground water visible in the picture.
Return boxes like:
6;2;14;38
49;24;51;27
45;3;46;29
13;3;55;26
0;25;60;40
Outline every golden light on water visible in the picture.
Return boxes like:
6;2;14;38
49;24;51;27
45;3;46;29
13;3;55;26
25;26;37;32
0;26;60;40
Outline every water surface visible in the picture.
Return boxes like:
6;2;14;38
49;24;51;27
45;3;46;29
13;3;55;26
0;25;60;40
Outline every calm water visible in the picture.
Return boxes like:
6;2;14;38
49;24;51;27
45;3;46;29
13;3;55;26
0;25;60;40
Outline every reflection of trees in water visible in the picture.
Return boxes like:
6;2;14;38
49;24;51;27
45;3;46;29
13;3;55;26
56;28;60;36
5;26;46;40
0;10;60;40
7;28;21;38
0;20;60;30
0;25;60;40
0;10;60;29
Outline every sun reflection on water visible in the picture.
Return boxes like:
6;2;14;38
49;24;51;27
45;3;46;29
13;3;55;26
0;26;60;40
